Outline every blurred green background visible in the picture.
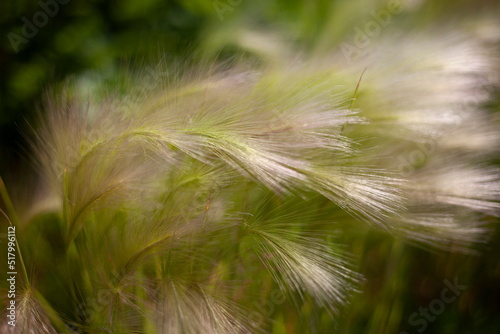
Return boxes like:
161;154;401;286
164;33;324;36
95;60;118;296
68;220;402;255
1;0;499;333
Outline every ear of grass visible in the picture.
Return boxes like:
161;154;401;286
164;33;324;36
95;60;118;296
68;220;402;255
238;191;362;314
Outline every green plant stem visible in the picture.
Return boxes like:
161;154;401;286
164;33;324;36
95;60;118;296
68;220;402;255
348;67;367;110
0;176;21;226
0;176;30;286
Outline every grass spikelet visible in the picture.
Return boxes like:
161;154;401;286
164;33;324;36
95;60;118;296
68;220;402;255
0;288;59;334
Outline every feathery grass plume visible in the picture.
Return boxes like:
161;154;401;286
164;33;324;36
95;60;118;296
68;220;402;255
212;25;500;250
0;288;58;334
240;191;363;312
1;12;500;334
